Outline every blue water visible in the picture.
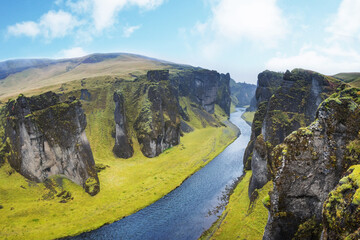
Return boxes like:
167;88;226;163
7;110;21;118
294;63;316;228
71;109;251;240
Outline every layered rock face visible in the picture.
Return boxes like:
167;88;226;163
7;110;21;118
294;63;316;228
243;70;283;170
263;89;360;240
134;70;181;158
4;92;99;195
113;92;133;158
173;69;231;115
246;69;342;196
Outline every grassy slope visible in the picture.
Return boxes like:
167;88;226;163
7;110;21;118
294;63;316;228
201;171;272;240
241;111;255;125
0;70;238;239
334;73;360;87
0;54;169;100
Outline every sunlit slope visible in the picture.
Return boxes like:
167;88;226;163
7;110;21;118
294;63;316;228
0;53;173;100
334;72;360;87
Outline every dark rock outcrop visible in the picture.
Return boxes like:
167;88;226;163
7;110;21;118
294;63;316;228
248;70;283;111
230;79;256;107
113;92;133;158
246;69;342;197
134;70;181;157
263;88;360;240
172;69;231;116
3;92;99;196
80;89;91;101
243;70;284;170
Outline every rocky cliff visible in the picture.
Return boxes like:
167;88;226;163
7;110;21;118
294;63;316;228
248;70;284;111
133;70;181;158
263;88;360;239
245;69;342;197
243;70;283;170
113;92;134;158
1;92;99;195
173;69;231;115
110;68;232;159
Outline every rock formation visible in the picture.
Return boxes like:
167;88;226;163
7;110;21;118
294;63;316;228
245;69;342;197
243;70;283;170
3;91;99;195
263;88;360;239
134;70;181;157
173;69;231;115
113;92;134;158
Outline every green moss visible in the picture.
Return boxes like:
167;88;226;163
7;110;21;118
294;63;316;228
293;217;322;240
84;177;100;196
262;194;271;208
323;165;360;238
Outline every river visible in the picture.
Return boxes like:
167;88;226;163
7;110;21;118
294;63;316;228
71;108;251;240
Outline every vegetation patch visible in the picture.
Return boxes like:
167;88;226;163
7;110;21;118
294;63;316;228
241;111;255;125
200;171;272;240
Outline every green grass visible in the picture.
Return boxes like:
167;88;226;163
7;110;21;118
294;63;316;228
0;125;237;240
0;63;239;239
241;111;255;125
201;171;272;240
0;79;238;240
333;72;360;87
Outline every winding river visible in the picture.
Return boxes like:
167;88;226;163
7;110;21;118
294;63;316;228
72;108;251;240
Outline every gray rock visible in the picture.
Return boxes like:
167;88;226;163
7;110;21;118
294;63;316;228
113;92;134;158
4;92;99;195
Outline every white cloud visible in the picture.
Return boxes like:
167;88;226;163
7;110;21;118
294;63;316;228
123;25;141;37
7;0;164;40
65;0;91;14
266;0;360;75
91;0;163;31
7;21;40;37
39;10;79;39
266;44;360;75
210;0;288;45
58;47;87;58
326;0;360;41
7;10;79;40
188;0;288;60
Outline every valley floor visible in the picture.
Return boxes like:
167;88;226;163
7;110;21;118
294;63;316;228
0;123;238;240
200;171;272;240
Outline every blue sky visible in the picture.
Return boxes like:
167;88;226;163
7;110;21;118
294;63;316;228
1;0;359;84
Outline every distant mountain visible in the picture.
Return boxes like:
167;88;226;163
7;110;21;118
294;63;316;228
0;53;185;100
333;72;360;87
230;79;256;107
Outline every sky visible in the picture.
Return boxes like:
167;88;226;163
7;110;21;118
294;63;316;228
0;0;360;84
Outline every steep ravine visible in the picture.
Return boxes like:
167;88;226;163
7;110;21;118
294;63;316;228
68;109;249;240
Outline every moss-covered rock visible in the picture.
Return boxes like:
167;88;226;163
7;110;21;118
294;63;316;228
2;91;99;196
171;69;231;115
134;70;181;157
113;92;133;158
246;69;342;197
322;165;360;239
263;89;360;240
243;70;284;170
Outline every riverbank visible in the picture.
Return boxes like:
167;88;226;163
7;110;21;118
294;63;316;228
200;171;272;240
241;111;255;126
0;119;238;240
